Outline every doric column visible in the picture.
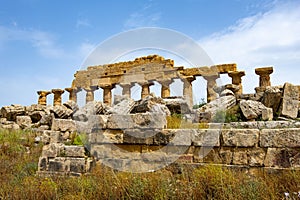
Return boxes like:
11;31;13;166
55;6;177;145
37;91;51;106
160;80;173;98
51;89;65;106
228;71;245;95
120;84;132;98
65;87;81;103
84;86;98;103
141;82;154;99
203;74;219;103
183;76;195;108
255;67;273;88
101;85;115;106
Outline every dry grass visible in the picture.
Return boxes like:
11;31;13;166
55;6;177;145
0;129;300;199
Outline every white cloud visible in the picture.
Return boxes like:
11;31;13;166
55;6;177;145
0;25;66;58
200;1;300;93
76;19;91;28
123;2;161;29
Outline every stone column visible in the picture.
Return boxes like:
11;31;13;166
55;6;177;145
183;76;195;108
101;85;115;106
121;84;132;98
141;82;154;99
203;74;219;103
160;80;173;98
228;71;245;95
37;91;51;106
65;87;81;103
52;89;65;106
84;86;98;103
255;67;273;88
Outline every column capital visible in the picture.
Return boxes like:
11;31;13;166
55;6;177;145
228;71;245;78
37;90;51;96
255;67;273;76
84;86;98;92
51;88;65;94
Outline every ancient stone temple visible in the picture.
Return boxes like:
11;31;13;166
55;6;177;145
37;55;239;107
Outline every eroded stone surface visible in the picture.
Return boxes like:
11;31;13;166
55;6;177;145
222;129;259;147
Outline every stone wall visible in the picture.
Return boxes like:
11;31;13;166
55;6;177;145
37;118;300;175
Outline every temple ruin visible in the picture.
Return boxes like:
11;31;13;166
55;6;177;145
37;55;239;107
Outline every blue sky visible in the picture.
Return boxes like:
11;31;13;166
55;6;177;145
0;0;299;106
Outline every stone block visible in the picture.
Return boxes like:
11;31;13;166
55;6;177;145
279;82;299;119
153;129;175;145
42;130;61;143
232;148;248;165
48;157;67;172
123;129;153;145
51;119;76;132
16;116;32;129
248;148;266;166
222;129;259;147
68;158;86;173
42;143;65;158
64;146;85;157
38;156;48;171
260;128;300;147
264;148;300;168
193;147;221;163
107;113;166;129
192;129;220;147
168;129;193;146
94;129;124;144
219;148;232;165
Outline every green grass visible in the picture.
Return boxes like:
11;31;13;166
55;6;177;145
0;129;300;199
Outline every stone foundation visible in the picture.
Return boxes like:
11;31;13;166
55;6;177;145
37;119;300;175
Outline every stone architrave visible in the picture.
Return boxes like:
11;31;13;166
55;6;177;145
51;89;65;106
279;82;299;119
182;76;195;108
203;74;219;103
37;91;51;106
228;71;245;95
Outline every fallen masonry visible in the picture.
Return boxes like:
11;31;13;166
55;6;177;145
1;55;300;175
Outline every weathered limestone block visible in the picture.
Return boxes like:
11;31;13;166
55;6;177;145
0;122;20;130
192;129;220;147
16;116;32;129
260;128;300;148
51;119;76;132
107;113;167;129
248;148;266;166
222;129;259;147
63;146;85;157
42;143;65;158
193;147;222;163
264;148;300;168
75;115;108;134
123;129;153;145
63;100;79;113
38;156;48;171
51;105;73;119
107;95;135;114
164;98;191;114
197;95;236;121
41;130;61;144
0;104;26;121
262;86;282;113
90;129;123;144
73;101;105;122
132;95;170;115
240;100;273;121
219;148;233;164
153;129;175;145
168;129;193;146
279;82;299;119
232;148;248;165
220;89;234;97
